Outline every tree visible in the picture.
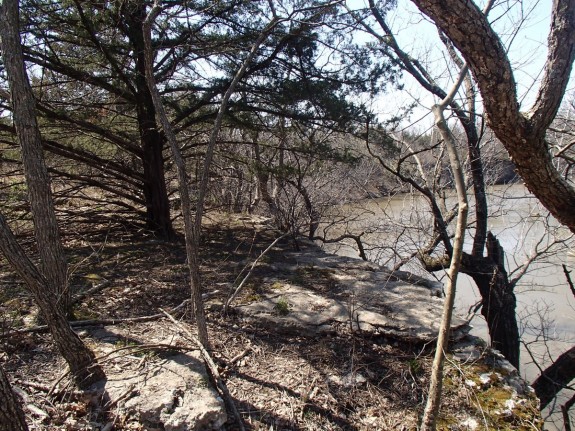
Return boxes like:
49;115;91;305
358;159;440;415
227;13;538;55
0;365;28;431
409;0;575;233
142;0;285;346
14;0;179;238
420;68;470;431
405;0;575;425
349;0;523;369
0;0;104;388
346;1;574;426
0;0;385;239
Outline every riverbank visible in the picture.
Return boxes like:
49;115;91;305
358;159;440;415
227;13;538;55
0;213;542;430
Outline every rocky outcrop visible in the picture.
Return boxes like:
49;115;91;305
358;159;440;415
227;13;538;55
231;236;542;429
89;326;227;431
236;244;469;342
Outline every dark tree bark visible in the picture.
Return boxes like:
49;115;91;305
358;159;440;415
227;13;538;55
410;0;575;233
0;365;29;431
362;3;521;369
421;241;521;369
464;234;520;369
0;0;105;388
124;1;176;241
532;346;575;409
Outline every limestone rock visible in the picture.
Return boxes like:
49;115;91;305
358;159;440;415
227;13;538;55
104;352;227;430
236;248;470;342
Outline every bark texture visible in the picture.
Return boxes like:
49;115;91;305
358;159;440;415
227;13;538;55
0;366;29;431
420;100;469;431
142;3;209;346
0;215;105;387
124;1;176;241
0;0;105;388
0;0;69;315
465;235;520;369
410;0;575;233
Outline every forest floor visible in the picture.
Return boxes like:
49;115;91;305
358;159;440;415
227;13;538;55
0;213;541;430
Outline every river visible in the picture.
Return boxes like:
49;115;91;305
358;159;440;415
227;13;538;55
321;183;575;428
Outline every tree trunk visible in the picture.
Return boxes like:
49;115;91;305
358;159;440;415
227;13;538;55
0;0;69;316
0;215;105;387
139;106;176;241
0;365;28;431
410;0;575;233
125;0;176;241
421;90;469;430
422;240;521;369
464;233;520;369
143;3;209;346
0;0;105;388
532;345;575;409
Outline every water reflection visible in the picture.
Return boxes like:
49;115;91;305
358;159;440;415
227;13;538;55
321;183;575;429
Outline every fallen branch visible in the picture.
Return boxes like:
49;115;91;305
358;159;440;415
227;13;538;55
95;342;195;364
37;342;195;400
160;308;245;431
228;347;252;366
72;279;113;305
3;299;191;336
14;379;100;400
224;233;288;314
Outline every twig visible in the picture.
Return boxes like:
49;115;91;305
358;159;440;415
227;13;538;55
4;300;191;336
224;233;288;314
95;343;194;364
15;379;100;399
563;264;575;299
72;279;112;305
48;369;74;397
104;383;136;409
229;348;252;366
44;342;194;398
160;308;246;431
562;392;575;431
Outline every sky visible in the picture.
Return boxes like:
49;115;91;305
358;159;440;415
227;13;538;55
348;0;571;129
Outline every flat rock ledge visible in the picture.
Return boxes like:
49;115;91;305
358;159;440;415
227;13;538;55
236;243;469;342
232;240;542;428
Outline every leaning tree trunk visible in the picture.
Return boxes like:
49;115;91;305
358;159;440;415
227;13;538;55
0;216;105;387
532;344;575;409
0;0;70;316
143;1;280;346
0;0;105;388
464;233;520;369
0;365;28;431
421;74;469;430
142;4;209;346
